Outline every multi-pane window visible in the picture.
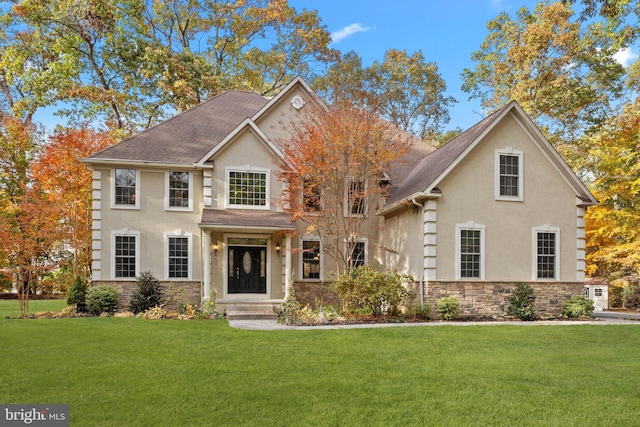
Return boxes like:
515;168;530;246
115;235;136;278
115;168;136;205
348;180;365;216
536;232;557;279
594;288;603;297
228;170;267;207
169;172;189;208
460;229;481;278
168;237;189;279
349;241;366;268
303;179;321;212
302;240;321;279
499;154;519;197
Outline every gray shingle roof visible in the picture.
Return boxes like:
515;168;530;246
200;209;295;230
385;104;509;206
87;91;268;164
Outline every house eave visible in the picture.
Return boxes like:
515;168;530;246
81;158;203;170
378;191;440;216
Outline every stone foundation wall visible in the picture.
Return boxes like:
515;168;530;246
293;281;340;308
423;281;584;319
91;281;201;311
294;280;584;319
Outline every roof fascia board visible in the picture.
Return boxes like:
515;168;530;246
509;104;598;205
196;118;284;167
81;158;200;169
377;191;440;216
425;102;516;193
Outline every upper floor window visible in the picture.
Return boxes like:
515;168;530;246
346;180;366;216
495;148;523;201
114;168;139;208
301;239;321;280
303;179;321;212
534;226;559;280
166;171;192;210
227;169;269;209
456;222;485;280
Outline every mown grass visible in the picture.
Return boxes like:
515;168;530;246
0;300;638;426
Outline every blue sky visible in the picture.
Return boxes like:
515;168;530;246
292;0;639;130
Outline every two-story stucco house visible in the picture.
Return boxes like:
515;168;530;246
83;77;597;318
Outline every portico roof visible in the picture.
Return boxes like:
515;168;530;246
199;209;296;231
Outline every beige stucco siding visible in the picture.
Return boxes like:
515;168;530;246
97;167;204;282
210;129;285;210
378;207;423;281
254;86;310;144
435;114;579;282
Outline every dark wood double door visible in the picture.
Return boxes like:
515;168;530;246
228;246;267;294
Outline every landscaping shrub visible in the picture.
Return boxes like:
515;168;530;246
404;300;431;320
437;296;460;320
332;266;413;315
622;285;640;309
561;295;595;318
507;282;537;321
86;286;119;315
66;276;87;306
129;271;164;314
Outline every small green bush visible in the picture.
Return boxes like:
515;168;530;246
332;266;413;315
622;285;640;309
437;296;460;320
507;283;537;321
129;271;164;314
561;295;595;318
66;276;87;305
404;300;431;320
86;286;119;315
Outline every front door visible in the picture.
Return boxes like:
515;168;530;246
228;246;267;294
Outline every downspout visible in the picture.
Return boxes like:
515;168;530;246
411;198;425;306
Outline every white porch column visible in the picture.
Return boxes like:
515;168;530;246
202;231;212;304
284;234;292;299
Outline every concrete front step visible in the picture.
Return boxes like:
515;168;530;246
226;304;278;321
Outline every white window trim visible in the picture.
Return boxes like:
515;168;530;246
299;237;324;281
455;222;485;280
165;171;193;211
532;225;560;281
111;168;140;209
111;229;140;280
225;167;270;210
164;231;192;280
344;237;368;268
495;148;524;202
343;179;367;218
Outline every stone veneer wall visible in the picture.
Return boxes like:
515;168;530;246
293;281;340;308
91;281;201;311
423;281;585;319
295;280;584;319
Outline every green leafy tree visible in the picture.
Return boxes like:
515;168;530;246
5;0;337;131
315;49;456;139
461;1;625;164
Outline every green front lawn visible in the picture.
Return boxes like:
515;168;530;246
0;301;638;426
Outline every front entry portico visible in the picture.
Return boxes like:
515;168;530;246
199;208;295;308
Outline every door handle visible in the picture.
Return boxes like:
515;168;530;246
235;267;239;279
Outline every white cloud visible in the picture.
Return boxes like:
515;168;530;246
613;47;639;67
330;23;372;43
